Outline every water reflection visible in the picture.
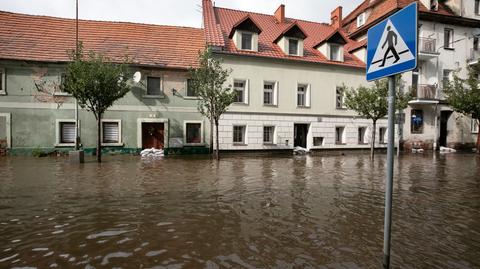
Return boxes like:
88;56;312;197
0;154;480;268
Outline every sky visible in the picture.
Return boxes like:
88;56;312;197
0;0;363;28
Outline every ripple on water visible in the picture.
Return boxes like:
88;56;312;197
86;230;128;239
101;252;132;265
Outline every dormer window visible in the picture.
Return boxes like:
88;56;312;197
315;30;347;62
229;15;262;52
357;12;366;27
329;44;343;61
288;39;299;55
241;32;253;50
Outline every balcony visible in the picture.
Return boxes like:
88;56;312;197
409;84;440;105
467;48;479;65
418;37;439;60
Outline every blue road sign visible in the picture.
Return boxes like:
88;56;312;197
366;2;417;81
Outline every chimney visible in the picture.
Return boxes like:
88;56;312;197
274;4;285;23
331;6;343;29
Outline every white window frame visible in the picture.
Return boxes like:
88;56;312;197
232;125;247;145
335;126;346;145
240;31;253;51
232;79;249;105
184;79;199;99
329;44;344;62
444;28;454;49
183;120;204;145
288;38;300;56
55;119;77;147
263;81;278;106
296;83;311;108
336;86;347;109
263;125;276;144
144;76;163;98
0;67;6;95
358;126;367;144
101;119;123;146
0;113;11;148
356;12;366;27
53;73;72;96
472;119;479;134
379;127;387;144
313;136;324;147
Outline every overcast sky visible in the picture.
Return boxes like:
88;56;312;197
0;0;363;28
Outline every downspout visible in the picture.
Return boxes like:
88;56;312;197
433;102;438;151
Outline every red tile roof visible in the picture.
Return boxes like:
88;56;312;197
202;1;365;69
342;0;462;38
0;11;205;69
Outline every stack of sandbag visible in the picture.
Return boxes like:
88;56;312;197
439;146;456;153
293;146;309;155
140;148;164;158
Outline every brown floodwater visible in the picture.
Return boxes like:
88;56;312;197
0;153;480;269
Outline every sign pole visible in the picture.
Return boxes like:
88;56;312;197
383;75;396;269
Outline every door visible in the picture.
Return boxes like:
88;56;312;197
142;122;164;149
439;111;452;147
294;124;308;148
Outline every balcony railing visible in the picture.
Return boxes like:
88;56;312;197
467;48;479;64
419;37;437;54
411;84;437;99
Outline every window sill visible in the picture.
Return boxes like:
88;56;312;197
0;91;7;95
232;102;249;106
358;142;369;145
55;143;75;147
183;96;201;100
142;95;165;99
444;47;455;51
336;107;348;110
184;143;206;147
263;142;276;145
233;143;248;146
335;142;347;145
53;92;72;97
263;104;278;107
101;142;124;147
297;106;311;109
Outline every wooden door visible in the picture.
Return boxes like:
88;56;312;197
142;123;164;149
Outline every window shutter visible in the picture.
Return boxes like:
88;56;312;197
61;122;75;143
245;79;250;105
274;81;279;106
103;122;119;143
306;84;311;107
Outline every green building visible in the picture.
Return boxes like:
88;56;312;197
0;11;210;155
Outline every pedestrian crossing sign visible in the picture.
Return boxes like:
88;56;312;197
366;2;417;81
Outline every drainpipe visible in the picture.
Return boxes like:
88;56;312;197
433;103;438;151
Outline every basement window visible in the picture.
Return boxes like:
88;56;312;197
233;125;247;144
313;137;324;146
379;127;387;144
101;120;122;146
263;126;275;144
56;120;76;146
358;127;367;144
185;121;203;144
335;126;345;144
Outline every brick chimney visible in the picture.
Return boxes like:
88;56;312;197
274;4;285;23
331;6;343;29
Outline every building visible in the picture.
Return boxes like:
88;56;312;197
342;0;480;150
0;11;209;155
202;0;392;151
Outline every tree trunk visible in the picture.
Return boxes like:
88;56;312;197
209;118;214;155
371;120;377;159
96;114;102;163
215;119;220;161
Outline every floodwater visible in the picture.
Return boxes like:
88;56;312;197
1;153;480;269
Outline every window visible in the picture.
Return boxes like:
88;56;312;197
186;79;197;97
335;127;345;144
297;84;309;107
444;28;454;49
411;109;424;134
185;122;202;144
329;44;342;61
443;69;453;88
431;0;439;11
147;76;161;96
474;37;479;51
233;80;246;103
358;127;367;144
379;127;387;144
356;12;366;27
241;32;253;50
263;126;275;144
0;68;5;94
313;137;324;146
263;82;275;105
233;125;246;144
475;0;479;15
57;120;76;146
101;120;121;145
289;39;299;55
472;119;479;133
336;86;345;109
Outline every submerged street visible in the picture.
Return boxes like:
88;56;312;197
1;154;480;268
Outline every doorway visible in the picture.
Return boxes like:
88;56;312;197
439;111;452;147
141;122;164;149
294;124;309;148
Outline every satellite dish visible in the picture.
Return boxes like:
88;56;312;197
133;71;142;83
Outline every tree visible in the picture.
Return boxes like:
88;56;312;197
443;62;480;152
63;44;131;162
189;48;235;160
344;76;411;158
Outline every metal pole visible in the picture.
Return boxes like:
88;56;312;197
383;75;396;269
74;0;80;150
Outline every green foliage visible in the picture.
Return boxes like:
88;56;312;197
63;43;132;119
443;63;480;121
344;75;411;123
189;48;235;124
